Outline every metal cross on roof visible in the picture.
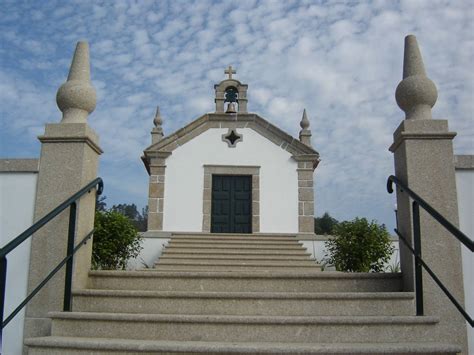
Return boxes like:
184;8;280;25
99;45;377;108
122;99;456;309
224;65;236;79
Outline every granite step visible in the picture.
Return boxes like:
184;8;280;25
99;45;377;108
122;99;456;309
72;289;414;316
155;259;317;266
25;337;461;354
88;271;403;292
162;249;311;256
172;232;299;238
48;312;440;343
159;254;313;261
166;242;304;249
167;239;302;245
163;244;305;250
169;235;300;242
153;264;321;272
161;248;309;255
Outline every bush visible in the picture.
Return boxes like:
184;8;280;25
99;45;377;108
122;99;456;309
92;210;143;270
324;217;394;272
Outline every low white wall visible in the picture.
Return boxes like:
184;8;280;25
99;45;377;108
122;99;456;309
163;128;299;233
455;163;473;352
127;233;170;270
0;170;38;355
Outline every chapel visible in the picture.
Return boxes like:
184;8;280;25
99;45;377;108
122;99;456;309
142;67;320;235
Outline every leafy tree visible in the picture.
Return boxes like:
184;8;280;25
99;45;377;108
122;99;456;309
111;203;140;221
324;217;394;272
96;195;107;212
110;203;148;232
92;211;143;270
138;206;148;232
314;212;339;234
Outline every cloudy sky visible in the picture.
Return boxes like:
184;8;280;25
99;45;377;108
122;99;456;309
1;0;472;231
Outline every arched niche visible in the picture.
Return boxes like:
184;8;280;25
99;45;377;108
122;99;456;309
214;79;248;113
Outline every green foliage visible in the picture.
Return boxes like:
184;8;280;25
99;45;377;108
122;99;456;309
96;196;148;232
92;211;143;270
324;217;394;272
111;203;148;232
96;195;107;212
314;212;339;234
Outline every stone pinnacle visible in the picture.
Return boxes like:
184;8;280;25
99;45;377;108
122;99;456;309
151;105;164;144
153;106;163;128
402;35;427;78
300;109;310;130
395;35;438;120
56;41;97;123
299;109;312;146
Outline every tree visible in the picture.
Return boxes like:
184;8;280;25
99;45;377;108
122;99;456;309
138;205;148;232
110;203;148;232
324;217;394;272
111;203;140;221
96;195;107;212
92;210;143;270
314;212;339;234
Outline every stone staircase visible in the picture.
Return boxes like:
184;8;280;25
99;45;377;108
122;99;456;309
25;233;460;354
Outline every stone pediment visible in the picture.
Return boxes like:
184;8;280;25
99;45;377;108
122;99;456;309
142;113;319;173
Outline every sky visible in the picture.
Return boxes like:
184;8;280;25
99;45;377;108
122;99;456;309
0;0;473;231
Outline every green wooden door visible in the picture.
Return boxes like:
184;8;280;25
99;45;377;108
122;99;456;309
211;175;252;233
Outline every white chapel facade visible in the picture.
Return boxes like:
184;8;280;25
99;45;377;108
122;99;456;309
142;67;320;235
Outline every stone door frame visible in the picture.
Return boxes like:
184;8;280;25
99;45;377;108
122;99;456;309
202;165;260;233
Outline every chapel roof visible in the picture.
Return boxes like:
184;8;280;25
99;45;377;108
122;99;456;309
142;67;320;174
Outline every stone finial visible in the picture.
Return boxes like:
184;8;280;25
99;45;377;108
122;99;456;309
151;106;164;144
56;41;97;123
153;106;163;129
299;109;312;146
395;35;438;120
300;109;310;129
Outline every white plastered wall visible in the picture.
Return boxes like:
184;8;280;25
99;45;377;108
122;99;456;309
0;172;37;355
162;128;299;233
455;169;473;352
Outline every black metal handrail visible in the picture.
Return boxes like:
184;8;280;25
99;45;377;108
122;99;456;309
387;175;473;327
387;175;473;251
0;177;103;337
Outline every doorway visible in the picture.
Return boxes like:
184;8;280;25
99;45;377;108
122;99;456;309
211;175;252;233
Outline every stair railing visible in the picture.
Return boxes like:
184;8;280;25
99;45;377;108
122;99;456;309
387;175;473;327
0;177;103;339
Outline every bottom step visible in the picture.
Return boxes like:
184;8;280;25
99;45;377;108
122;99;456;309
25;337;461;354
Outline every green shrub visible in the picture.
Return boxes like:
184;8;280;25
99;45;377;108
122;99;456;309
92;210;143;270
324;217;394;272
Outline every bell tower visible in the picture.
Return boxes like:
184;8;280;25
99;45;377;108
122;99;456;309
214;65;248;113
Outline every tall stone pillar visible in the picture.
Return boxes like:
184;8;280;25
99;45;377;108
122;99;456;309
297;109;316;235
146;153;170;231
24;42;102;339
390;35;467;351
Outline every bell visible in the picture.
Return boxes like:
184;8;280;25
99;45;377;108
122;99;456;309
226;102;237;113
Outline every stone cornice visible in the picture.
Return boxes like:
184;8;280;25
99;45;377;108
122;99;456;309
0;159;39;172
292;154;320;170
389;131;457;152
454;155;474;170
143;113;320;167
38;135;103;154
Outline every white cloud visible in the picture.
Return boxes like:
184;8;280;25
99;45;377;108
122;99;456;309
0;0;472;225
